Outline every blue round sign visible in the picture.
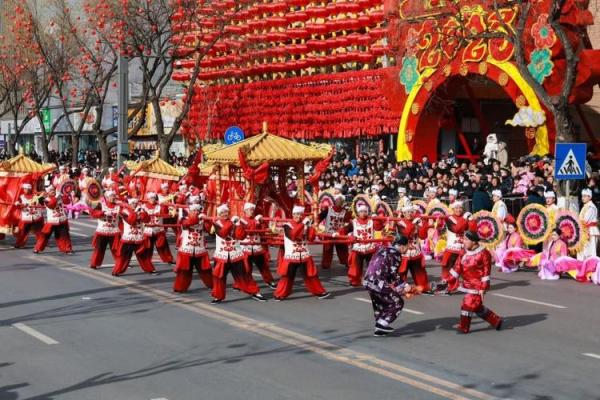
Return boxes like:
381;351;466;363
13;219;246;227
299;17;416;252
224;126;245;145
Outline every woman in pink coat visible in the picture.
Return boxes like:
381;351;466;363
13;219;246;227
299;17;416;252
495;216;535;273
537;229;574;280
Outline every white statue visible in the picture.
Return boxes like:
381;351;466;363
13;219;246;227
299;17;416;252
483;133;508;166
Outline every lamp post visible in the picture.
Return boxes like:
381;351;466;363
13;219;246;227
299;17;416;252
117;54;129;168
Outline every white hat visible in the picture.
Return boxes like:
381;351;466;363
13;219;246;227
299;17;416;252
104;190;115;198
544;191;556;198
160;182;169;189
179;184;188;190
108;167;115;172
582;188;593;197
128;198;139;205
188;195;200;204
292;205;305;214
22;183;32;189
334;194;345;202
398;187;406;193
429;187;437;194
450;201;464;209
492;190;502;198
189;204;202;211
334;183;343;190
289;190;297;198
448;189;458;196
82;167;89;173
371;185;379;192
146;192;157;200
58;165;65;171
402;205;414;213
46;185;56;192
244;202;256;211
357;204;368;213
216;204;229;214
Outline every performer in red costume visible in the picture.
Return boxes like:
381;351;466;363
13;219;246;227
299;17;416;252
210;204;266;304
240;202;276;289
112;198;157;276
89;190;121;269
141;192;175;265
13;182;44;248
438;201;469;283
318;194;350;269
173;203;213;292
273;205;330;300
158;182;178;236
395;205;431;293
339;204;383;286
445;231;503;334
34;185;73;254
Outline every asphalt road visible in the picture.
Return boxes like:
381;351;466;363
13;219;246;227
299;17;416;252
0;216;599;400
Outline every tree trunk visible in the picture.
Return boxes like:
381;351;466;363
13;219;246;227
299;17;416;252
159;138;170;161
553;105;574;143
71;134;80;167
7;134;17;157
97;134;110;170
39;130;50;163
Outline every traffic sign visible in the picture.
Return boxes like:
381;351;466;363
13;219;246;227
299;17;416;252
555;143;586;180
224;126;245;145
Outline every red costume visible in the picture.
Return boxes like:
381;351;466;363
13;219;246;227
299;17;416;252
140;201;174;265
440;214;468;281
274;220;328;299
241;215;275;286
341;217;383;286
318;205;350;269
173;212;213;292
89;200;121;268
210;217;260;301
396;217;430;291
112;205;155;275
447;246;503;333
14;192;44;248
34;192;72;254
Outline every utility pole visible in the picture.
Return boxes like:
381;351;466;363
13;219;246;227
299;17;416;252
117;54;129;168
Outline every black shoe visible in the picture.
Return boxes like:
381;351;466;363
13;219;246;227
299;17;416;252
375;323;394;333
267;282;277;289
150;271;161;276
233;287;241;292
251;293;267;302
374;330;391;337
496;319;504;331
273;296;283;302
66;251;74;255
210;298;222;305
33;250;39;254
317;292;331;300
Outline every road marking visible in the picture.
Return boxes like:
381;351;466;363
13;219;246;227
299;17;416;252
70;220;96;229
12;323;59;345
582;353;600;360
491;293;566;309
70;232;89;238
32;255;495;400
353;297;424;315
150;398;169;400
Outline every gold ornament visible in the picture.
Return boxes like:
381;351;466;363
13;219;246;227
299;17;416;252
478;61;488;75
515;95;527;108
443;64;452;76
411;103;420;115
459;64;469;76
424;80;433;92
498;72;509;86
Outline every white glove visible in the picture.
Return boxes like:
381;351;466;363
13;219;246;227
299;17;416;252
331;232;339;238
464;212;472;220
198;213;206;220
232;216;240;225
302;217;312;226
255;214;263;221
412;217;421;225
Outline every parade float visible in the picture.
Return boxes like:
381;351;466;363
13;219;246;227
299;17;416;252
171;0;600;161
125;155;187;197
200;130;332;217
0;153;54;235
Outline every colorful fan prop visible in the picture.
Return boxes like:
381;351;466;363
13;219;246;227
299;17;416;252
426;201;450;229
412;200;427;215
517;204;552;245
473;210;505;249
351;194;374;216
318;190;336;209
86;179;103;203
555;210;588;252
59;179;77;205
375;201;393;218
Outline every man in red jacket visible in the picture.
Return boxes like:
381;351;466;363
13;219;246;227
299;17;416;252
14;182;44;248
240;202;276;288
210;204;266;304
396;205;431;293
439;201;469;282
141;192;174;265
173;203;213;292
318;194;351;269
273;205;330;300
89;190;121;269
446;231;503;334
34;185;73;254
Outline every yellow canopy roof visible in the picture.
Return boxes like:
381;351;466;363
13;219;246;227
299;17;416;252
0;154;55;177
204;133;332;167
126;157;187;181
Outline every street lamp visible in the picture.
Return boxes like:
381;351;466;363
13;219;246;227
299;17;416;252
117;54;129;168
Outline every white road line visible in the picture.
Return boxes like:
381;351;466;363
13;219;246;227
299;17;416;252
70;220;96;228
491;293;566;309
353;297;424;315
150;398;169;400
12;323;59;345
582;353;600;360
70;232;89;238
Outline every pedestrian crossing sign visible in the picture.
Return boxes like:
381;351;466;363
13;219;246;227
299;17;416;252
555;143;587;180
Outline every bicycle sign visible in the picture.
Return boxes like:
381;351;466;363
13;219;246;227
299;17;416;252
224;126;245;145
